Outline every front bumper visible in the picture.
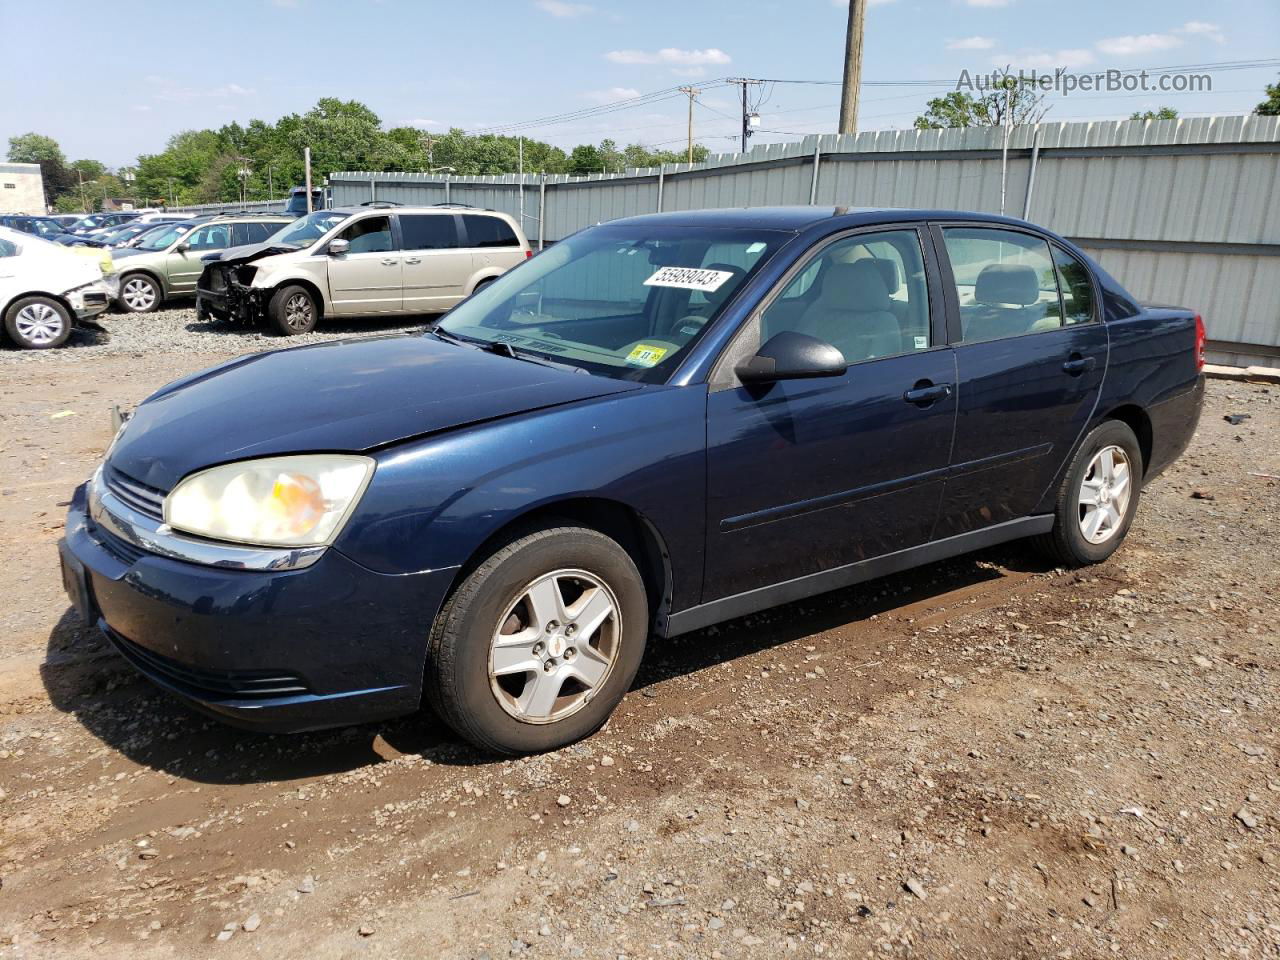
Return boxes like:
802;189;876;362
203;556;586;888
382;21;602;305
196;271;268;325
68;278;117;321
59;478;456;732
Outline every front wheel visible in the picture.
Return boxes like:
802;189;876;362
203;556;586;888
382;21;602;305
426;526;649;755
118;273;161;313
267;284;318;335
1037;420;1143;567
4;296;72;349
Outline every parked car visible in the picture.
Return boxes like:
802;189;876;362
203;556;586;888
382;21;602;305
50;214;82;229
112;213;294;313
0;215;77;243
0;226;116;349
284;186;325;216
196;203;530;334
67;212;141;236
59;206;1205;753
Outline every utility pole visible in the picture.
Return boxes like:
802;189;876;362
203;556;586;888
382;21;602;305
304;147;313;214
518;136;525;230
838;0;866;135
679;86;700;164
728;78;761;153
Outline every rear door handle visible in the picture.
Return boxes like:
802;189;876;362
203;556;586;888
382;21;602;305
1062;354;1096;375
903;381;953;406
404;257;421;265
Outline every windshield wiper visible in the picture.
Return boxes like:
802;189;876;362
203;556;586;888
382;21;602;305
431;327;586;374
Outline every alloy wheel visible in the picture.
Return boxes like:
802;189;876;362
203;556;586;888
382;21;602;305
284;293;313;331
488;569;620;724
1078;444;1132;544
122;277;157;311
14;302;65;346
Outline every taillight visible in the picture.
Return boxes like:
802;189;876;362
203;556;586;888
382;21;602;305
1194;313;1206;370
525;249;533;259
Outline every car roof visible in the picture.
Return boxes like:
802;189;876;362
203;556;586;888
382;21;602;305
608;205;1045;233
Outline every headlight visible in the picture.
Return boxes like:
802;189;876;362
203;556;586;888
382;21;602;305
164;455;375;548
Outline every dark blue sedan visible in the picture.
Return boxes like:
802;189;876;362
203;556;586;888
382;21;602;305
59;207;1205;754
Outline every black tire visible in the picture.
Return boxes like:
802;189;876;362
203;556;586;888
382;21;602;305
3;295;72;350
1036;420;1143;567
426;525;649;755
117;272;162;313
267;284;319;335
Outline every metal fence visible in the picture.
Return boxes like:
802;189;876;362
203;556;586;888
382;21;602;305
328;114;1280;367
166;199;288;216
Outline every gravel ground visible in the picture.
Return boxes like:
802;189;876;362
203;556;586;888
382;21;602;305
1;332;1278;959
0;303;439;364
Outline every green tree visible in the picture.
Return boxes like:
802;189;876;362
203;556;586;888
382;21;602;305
567;144;603;174
914;78;1049;129
1131;107;1178;120
1257;75;1280;116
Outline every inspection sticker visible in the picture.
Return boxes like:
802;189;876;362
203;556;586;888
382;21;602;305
625;344;670;367
643;266;735;293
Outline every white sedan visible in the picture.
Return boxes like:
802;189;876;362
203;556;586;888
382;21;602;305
0;226;117;349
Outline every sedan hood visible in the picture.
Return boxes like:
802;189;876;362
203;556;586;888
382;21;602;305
109;333;642;491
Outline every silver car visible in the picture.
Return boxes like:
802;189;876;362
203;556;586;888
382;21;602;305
112;214;295;313
195;204;532;335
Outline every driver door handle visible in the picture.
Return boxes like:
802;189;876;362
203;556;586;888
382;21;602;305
404;257;421;265
381;257;398;266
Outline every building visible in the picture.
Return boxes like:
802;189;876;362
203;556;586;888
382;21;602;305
0;163;46;214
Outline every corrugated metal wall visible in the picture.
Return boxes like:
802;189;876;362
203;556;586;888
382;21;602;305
329;114;1279;365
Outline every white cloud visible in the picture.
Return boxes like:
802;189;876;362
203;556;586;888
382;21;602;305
947;36;995;50
1179;20;1225;43
153;83;256;102
994;48;1095;69
605;47;731;66
584;87;642;103
1095;33;1183;56
535;0;592;16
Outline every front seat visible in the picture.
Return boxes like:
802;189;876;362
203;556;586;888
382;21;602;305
796;259;901;363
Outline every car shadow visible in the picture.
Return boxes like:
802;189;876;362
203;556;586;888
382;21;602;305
182;313;444;338
42;542;1054;786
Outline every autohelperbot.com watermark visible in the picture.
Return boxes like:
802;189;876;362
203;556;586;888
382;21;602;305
957;68;1212;97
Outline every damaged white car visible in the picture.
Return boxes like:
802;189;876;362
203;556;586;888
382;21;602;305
0;226;117;349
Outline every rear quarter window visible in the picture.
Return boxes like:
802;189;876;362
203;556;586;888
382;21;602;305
462;214;519;248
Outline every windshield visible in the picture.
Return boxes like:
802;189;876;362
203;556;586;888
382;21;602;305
438;224;789;383
267;210;347;248
134;221;196;250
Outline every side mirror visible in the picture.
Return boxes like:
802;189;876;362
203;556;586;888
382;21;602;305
735;331;847;384
175;241;190;253
327;238;350;256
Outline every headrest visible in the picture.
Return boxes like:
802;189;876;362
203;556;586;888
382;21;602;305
820;259;891;312
975;263;1039;306
870;257;898;293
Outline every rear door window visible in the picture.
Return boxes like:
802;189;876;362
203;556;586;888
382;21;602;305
1051;244;1096;326
941;227;1063;343
461;214;519;248
400;214;460;250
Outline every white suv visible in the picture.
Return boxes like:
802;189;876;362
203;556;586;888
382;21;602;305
196;203;532;335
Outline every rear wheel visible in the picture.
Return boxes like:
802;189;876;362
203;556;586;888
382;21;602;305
4;296;71;349
426;525;648;755
267;284;318;335
1036;420;1142;567
118;273;161;313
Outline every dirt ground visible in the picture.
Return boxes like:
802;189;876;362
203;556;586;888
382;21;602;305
1;318;1278;959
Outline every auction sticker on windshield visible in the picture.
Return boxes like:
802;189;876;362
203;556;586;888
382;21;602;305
625;344;669;367
644;266;735;292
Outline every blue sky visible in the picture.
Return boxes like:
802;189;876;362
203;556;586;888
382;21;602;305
7;0;1278;167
